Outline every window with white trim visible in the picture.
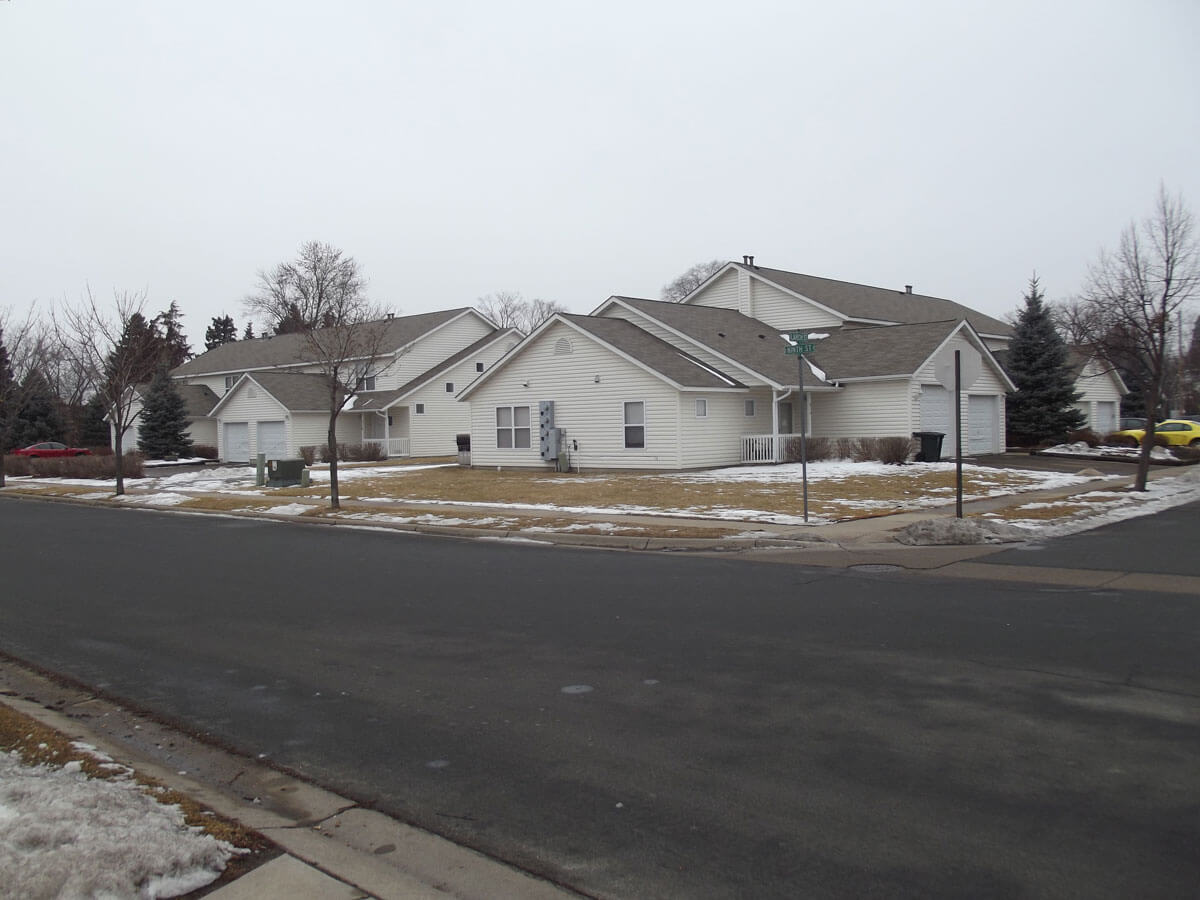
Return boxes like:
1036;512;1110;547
360;375;376;391
445;382;454;393
224;375;236;392
695;399;707;418
744;399;755;417
496;406;531;449
415;403;425;415
623;401;645;449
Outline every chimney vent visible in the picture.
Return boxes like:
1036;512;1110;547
386;312;394;319
748;255;755;267
742;255;750;265
904;285;913;294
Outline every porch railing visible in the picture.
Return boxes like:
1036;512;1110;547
740;434;804;464
364;437;411;457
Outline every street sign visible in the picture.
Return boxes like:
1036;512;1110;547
785;343;816;355
786;330;807;341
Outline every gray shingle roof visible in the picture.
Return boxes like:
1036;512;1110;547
606;297;825;387
135;382;220;418
722;264;1014;337
244;373;340;412
172;309;473;377
352;329;518;411
805;321;962;379
563;315;747;389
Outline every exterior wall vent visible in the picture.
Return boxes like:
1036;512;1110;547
554;337;573;355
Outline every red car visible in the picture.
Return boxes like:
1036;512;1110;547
11;442;93;458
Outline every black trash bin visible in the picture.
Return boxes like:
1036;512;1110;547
912;431;945;462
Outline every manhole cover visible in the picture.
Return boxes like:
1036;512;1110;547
849;564;903;573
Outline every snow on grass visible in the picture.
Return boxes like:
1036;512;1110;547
143;457;211;468
1039;441;1177;461
0;750;241;899
114;492;192;507
260;503;315;516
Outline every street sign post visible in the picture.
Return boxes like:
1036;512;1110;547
781;331;823;522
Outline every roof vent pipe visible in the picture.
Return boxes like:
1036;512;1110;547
748;255;755;267
742;255;750;265
905;285;913;294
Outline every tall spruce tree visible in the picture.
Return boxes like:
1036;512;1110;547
1006;274;1085;443
204;314;238;350
0;328;15;452
136;370;193;459
8;370;65;449
153;301;191;369
242;321;255;340
78;394;111;448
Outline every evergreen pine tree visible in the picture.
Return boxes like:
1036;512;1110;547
204;314;238;350
8;370;65;449
1005;274;1086;443
0;328;15;451
136;370;193;459
153;301;192;369
78;394;112;448
242;321;255;340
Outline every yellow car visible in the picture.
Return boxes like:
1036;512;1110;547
1112;418;1200;447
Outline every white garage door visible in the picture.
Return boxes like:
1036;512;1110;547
1095;401;1117;434
968;395;998;454
919;386;954;459
257;420;287;460
223;422;250;462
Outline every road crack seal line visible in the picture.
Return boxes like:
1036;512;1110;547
966;658;1200;700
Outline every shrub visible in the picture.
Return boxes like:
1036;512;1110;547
298;445;317;465
834;437;857;460
1065;428;1101;448
1101;432;1129;447
317;442;385;463
780;435;832;463
849;437;913;464
876;436;914;465
192;444;218;460
1171;444;1200;462
3;453;143;479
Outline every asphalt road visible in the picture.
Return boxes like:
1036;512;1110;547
983;498;1200;576
1;498;1198;899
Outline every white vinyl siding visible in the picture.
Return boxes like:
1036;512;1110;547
678;393;770;468
809;380;913;439
746;277;842;331
396;347;512;456
370;312;493;392
684;268;739;309
289;413;359;456
1072;358;1125;433
467;321;681;468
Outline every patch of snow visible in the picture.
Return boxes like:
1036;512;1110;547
143;458;210;468
895;518;1031;545
115;492;192;507
0;751;241;898
262;503;314;516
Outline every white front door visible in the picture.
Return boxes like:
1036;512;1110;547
223;422;250;462
968;395;998;454
257;420;287;460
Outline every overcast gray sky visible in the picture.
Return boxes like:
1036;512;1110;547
2;1;1197;343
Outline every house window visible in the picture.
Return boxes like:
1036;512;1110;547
695;399;707;418
623;401;645;449
445;382;454;393
744;399;755;417
224;375;236;392
496;405;531;449
387;415;393;426
476;362;484;372
360;375;376;391
415;403;425;415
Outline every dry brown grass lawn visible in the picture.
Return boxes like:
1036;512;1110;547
0;700;276;885
270;465;1055;521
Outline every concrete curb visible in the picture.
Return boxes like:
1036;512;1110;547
0;661;582;900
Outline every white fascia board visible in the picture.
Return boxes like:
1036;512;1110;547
206;373;254;416
385;329;522;408
456;316;565;400
830;374;914;383
605;298;787;390
842;316;901;327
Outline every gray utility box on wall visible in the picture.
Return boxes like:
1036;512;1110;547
267;458;306;487
539;400;556;461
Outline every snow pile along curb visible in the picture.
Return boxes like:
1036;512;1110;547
895;517;1030;546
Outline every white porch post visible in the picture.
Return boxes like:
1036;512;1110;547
383;409;391;456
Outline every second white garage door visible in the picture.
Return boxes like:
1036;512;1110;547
257;420;287;460
968;395;999;454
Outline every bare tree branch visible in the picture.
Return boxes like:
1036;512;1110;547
476;291;566;334
661;259;725;303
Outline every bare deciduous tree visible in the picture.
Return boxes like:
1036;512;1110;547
1075;186;1200;490
476;291;566;334
660;259;725;303
245;241;367;335
55;289;159;495
249;242;393;509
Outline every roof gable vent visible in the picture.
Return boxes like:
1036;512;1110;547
554;337;573;355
